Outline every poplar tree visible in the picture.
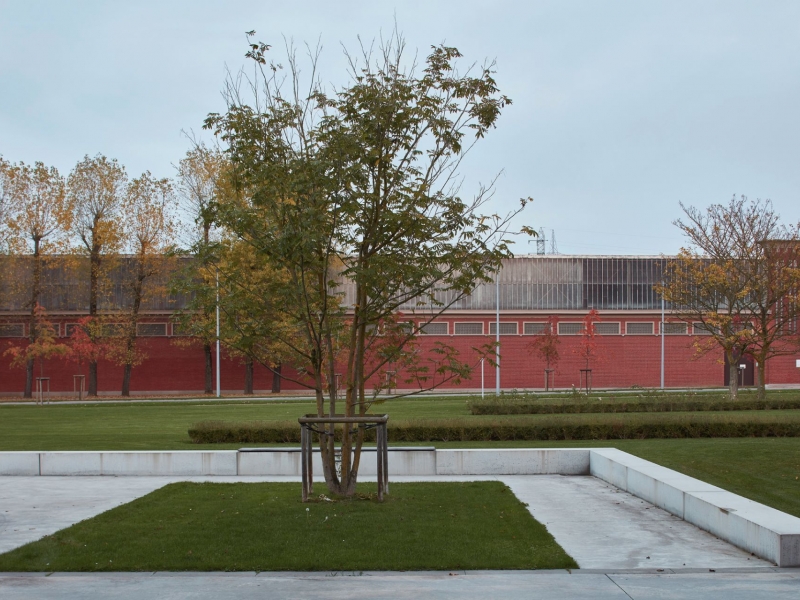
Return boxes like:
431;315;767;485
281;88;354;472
67;154;127;396
4;161;71;397
175;144;222;393
113;173;176;396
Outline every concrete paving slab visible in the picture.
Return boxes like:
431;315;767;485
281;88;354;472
1;570;800;600
501;475;772;569
609;571;800;599
0;571;632;600
0;476;296;554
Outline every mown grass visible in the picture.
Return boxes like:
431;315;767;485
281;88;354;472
0;397;474;451
0;395;798;517
0;481;577;572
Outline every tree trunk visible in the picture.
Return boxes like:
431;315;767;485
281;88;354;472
727;349;740;400
24;239;42;399
271;364;282;393
24;358;34;399
88;361;98;396
756;358;767;400
204;343;213;394
88;238;101;396
121;363;132;397
244;358;254;394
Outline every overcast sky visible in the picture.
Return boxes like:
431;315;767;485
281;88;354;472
1;0;799;255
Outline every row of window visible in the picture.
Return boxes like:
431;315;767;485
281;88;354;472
0;323;187;338
0;320;717;338
418;321;715;336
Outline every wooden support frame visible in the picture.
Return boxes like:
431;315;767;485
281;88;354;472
298;414;389;502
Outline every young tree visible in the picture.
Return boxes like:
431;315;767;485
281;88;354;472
574;310;600;391
527;317;559;390
113;173;177;396
4;161;71;397
66;316;109;399
660;196;800;399
4;304;70;401
67;154;127;396
175;144;224;393
205;31;529;496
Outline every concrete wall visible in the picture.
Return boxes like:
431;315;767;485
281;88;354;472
589;448;800;567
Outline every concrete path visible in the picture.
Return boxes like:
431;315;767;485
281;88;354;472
0;474;772;570
0;474;792;598
1;570;799;599
504;475;770;569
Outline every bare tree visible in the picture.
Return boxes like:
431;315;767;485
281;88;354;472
175;144;224;394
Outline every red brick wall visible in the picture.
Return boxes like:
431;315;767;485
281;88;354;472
1;313;798;394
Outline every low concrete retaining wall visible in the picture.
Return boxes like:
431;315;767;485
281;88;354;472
589;448;800;567
1;447;798;566
237;447;437;477
436;448;590;475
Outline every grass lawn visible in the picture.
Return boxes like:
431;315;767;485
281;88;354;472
0;397;475;451
0;481;577;572
0;397;797;517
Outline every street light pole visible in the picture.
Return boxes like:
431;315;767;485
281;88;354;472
216;269;221;398
496;270;500;396
660;293;665;390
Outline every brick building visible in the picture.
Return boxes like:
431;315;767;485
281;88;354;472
1;255;798;395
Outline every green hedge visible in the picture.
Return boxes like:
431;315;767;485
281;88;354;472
189;415;800;443
469;398;800;415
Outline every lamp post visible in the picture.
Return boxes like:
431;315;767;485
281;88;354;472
496;270;500;396
660;293;665;390
216;269;221;398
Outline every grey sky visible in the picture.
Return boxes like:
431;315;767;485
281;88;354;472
1;0;798;255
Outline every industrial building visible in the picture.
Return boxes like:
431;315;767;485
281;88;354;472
0;255;797;395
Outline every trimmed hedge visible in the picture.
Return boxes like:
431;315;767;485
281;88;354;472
469;398;800;415
189;414;800;443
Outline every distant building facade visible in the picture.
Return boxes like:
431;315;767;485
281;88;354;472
0;255;797;395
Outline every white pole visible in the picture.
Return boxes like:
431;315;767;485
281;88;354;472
660;293;665;390
496;270;500;396
216;269;221;398
481;358;485;399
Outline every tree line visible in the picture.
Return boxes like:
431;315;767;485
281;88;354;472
0;153;219;397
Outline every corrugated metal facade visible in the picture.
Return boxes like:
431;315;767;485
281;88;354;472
0;255;668;313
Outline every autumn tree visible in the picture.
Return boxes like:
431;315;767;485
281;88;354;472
206;31;529;496
66;316;109;399
574;309;600;380
527;317;559;390
0;157;15;253
750;237;800;397
112;173;177;396
175;144;224;393
4;304;70;400
660;196;800;399
67;154;127;396
3;161;71;397
0;159;16;308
